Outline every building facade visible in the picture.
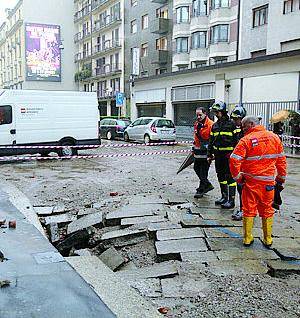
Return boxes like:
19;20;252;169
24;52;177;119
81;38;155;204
172;0;239;71
0;0;76;91
74;0;125;117
239;0;300;59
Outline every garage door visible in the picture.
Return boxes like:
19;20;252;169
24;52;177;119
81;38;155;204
137;103;166;118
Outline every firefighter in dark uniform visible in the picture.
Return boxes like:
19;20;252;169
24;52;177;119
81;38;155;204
193;107;214;198
207;101;238;209
230;105;247;220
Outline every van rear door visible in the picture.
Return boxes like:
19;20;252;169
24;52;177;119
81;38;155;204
0;104;16;145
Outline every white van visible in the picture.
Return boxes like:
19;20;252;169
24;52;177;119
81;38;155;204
0;90;101;156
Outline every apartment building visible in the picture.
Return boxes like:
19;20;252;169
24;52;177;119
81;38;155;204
239;0;300;59
0;0;76;91
124;0;173;117
74;0;125;117
172;0;239;71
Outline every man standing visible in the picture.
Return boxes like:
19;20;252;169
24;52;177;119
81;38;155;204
208;101;238;209
230;116;287;247
230;105;247;221
193;107;214;198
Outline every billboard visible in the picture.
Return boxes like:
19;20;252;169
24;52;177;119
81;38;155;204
25;23;61;82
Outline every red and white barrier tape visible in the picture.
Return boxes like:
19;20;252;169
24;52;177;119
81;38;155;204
283;143;300;148
0;149;191;162
282;135;300;140
0;140;193;149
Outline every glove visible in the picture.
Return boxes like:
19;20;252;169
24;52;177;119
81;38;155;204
272;181;284;210
197;122;203;130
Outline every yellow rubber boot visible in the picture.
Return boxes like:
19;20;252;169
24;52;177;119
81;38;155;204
262;217;273;248
243;217;254;247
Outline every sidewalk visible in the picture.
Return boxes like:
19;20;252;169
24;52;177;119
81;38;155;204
0;189;116;318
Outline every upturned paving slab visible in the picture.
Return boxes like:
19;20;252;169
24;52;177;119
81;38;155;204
121;215;166;226
101;228;147;240
181;216;243;228
272;237;300;249
267;260;300;275
156;238;207;255
99;247;125;271
156;228;205;241
161;277;210;298
78;208;102;216
34;206;54;216
125;278;162;297
67;256;161;318
126;194;167;205
272;246;300;260
215;248;280;261
206;238;264;251
180;251;219;263
67;212;103;234
207;260;268;276
117;261;178;279
44;213;76;225
106;204;166;221
148;222;182;232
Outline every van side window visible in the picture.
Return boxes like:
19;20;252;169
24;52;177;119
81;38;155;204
0;105;12;125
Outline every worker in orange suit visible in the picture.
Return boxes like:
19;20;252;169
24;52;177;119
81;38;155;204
229;116;287;248
193;107;214;198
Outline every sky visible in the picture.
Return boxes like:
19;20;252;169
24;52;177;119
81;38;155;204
0;0;18;25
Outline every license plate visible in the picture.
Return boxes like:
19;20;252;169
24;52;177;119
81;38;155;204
161;130;171;135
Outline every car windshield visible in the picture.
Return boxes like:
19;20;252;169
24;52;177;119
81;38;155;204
117;120;131;127
156;119;175;128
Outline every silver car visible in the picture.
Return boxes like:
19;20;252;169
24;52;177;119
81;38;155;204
124;117;176;143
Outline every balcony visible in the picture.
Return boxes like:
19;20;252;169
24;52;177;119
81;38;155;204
209;7;234;23
173;52;189;66
173;23;190;37
151;50;169;64
94;64;122;78
151;0;168;3
189;47;208;62
93;16;121;33
190;16;209;31
74;51;92;62
97;90;118;100
93;40;121;55
91;0;110;11
74;5;91;22
74;30;91;43
209;41;232;57
150;18;170;34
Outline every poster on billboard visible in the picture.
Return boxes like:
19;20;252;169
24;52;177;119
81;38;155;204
25;23;61;82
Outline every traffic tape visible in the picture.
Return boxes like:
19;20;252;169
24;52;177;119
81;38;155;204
0;140;193;149
0;149;191;162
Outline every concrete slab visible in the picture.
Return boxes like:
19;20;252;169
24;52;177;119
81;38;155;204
180;251;219;263
191;207;232;220
78;208;101;216
121;215;166;226
207;260;268;276
126;194;167;205
181;217;243;228
48;223;60;243
206;238;249;251
167;211;185;224
126;278;162;297
67;212;103;235
267;260;300;275
44;213;76;225
106;204;166;221
272;247;300;260
117;261;137;271
161;277;209;298
52;204;66;214
116;261;178;279
176;261;207;278
34;206;54;216
148;222;182;232
166;195;189;205
157;228;205;241
216;248;280;261
156;238;207;255
101;228;147;241
272;238;300;250
73;249;92;257
67;256;161;318
99;247;125;271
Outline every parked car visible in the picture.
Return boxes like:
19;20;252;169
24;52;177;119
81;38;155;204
100;118;131;140
124;117;176;143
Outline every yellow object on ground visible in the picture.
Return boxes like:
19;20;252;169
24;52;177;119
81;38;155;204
262;217;273;247
243;216;254;246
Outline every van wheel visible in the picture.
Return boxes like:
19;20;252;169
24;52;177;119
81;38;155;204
124;132;130;142
144;134;151;144
106;130;114;140
58;141;77;157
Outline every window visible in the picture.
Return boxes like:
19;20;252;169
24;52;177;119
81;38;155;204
192;0;207;16
253;5;268;27
178;65;189;71
211;57;228;64
155;119;175;128
131;20;137;33
0;105;12;125
193;61;207;68
211;0;229;9
176;37;188;53
140;118;152;125
155;68;167;75
131;0;137;7
141;43;148;57
283;0;294;14
132;119;142;126
142;14;149;29
210;25;228;43
191;31;207;49
251;49;266;58
156;37;168;50
156;6;168;18
176;6;189;23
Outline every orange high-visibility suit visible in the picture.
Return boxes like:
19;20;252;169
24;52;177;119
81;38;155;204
229;125;287;247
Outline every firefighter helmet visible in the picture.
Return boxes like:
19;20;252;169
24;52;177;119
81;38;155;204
210;101;227;113
231;105;247;119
